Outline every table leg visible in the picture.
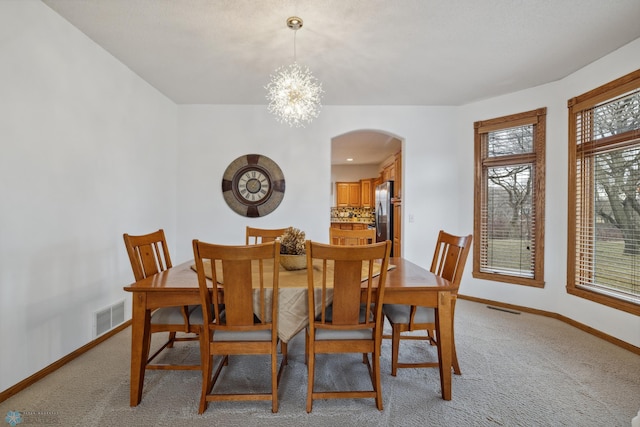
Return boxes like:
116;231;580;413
130;293;151;406
436;291;452;400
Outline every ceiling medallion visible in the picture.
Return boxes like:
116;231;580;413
265;16;323;128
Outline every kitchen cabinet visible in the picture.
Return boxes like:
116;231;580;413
382;164;392;182
336;182;361;207
393;151;402;199
331;222;368;230
360;179;373;208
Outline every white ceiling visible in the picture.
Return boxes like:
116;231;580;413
40;0;640;164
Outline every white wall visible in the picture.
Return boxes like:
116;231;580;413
456;38;640;347
174;105;460;264
0;1;177;391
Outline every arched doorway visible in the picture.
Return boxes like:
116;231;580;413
331;130;403;256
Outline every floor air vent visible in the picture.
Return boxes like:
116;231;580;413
94;299;125;337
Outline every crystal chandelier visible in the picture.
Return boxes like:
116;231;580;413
266;17;323;127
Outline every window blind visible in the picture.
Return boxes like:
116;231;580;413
573;88;640;301
479;125;536;278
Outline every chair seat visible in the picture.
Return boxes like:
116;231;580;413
150;305;194;325
314;304;373;340
382;304;435;324
151;305;209;325
315;328;373;340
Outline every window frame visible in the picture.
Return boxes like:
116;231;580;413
473;108;547;287
567;69;640;315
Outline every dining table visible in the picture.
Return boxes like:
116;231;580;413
123;256;457;407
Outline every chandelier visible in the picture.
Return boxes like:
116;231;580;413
266;17;323;128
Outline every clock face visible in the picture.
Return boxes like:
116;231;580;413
222;154;285;217
237;168;270;202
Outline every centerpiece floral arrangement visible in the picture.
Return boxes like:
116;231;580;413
279;227;307;270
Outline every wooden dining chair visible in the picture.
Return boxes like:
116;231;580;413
193;239;286;414
304;239;392;412
382;230;472;376
329;227;376;246
123;229;202;371
245;226;288;245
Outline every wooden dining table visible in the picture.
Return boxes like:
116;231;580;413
123;256;457;407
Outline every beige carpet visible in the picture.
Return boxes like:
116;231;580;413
1;300;639;426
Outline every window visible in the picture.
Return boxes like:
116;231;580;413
473;108;546;287
568;69;640;315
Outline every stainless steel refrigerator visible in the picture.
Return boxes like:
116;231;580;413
375;181;394;256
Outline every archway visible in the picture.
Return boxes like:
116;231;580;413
331;130;403;256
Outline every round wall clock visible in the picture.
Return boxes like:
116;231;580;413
221;154;286;217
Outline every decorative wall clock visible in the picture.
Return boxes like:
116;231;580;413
221;154;286;217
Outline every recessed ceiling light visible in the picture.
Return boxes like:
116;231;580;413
346;158;354;162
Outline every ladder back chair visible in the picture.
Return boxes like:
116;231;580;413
305;240;392;412
193;240;286;414
329;227;376;246
383;230;472;376
123;229;202;372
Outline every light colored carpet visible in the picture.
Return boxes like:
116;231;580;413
1;300;639;426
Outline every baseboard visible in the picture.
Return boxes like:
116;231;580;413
458;295;640;356
0;320;132;403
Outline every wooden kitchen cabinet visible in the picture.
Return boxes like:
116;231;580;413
393;151;402;199
331;222;368;230
360;179;373;208
336;182;361;207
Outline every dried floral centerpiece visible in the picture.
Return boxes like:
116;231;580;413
279;227;307;270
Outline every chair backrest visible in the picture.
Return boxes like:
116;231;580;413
430;230;472;289
245;226;288;245
306;240;391;332
192;240;281;332
123;229;172;281
329;227;376;246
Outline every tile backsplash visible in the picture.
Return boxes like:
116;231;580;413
330;207;375;222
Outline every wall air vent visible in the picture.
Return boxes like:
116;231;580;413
93;299;125;337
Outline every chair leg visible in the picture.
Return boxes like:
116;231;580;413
304;330;309;365
271;351;278;413
390;324;400;376
167;331;177;348
451;328;461;375
198;339;211;414
281;341;288;365
373;351;383;410
306;347;315;413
